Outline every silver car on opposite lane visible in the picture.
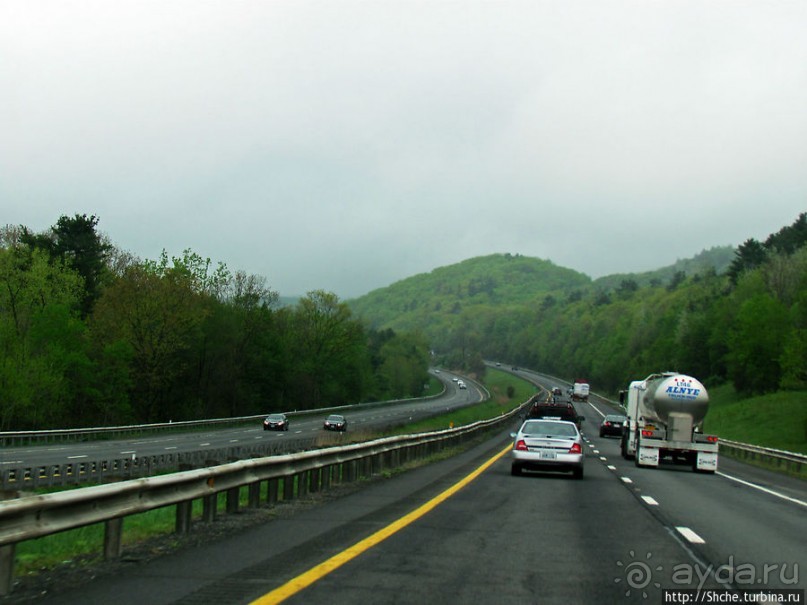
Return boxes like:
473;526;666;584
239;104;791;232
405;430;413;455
510;419;585;479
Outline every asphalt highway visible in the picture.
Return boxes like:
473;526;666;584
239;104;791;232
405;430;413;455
0;371;482;477
22;405;805;605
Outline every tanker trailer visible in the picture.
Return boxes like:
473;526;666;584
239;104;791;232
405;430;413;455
619;372;718;472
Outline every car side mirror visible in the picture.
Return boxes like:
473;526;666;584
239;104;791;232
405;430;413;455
510;432;517;438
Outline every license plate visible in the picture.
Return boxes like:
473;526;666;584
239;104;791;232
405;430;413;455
540;450;557;460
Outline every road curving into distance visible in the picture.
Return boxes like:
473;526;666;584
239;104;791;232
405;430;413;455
16;365;805;604
0;370;483;486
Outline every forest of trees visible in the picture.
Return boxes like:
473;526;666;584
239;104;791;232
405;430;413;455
4;212;804;431
427;214;807;396
0;215;431;430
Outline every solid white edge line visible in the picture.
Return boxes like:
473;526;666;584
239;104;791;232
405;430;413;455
676;526;706;544
587;401;607;419
717;471;807;508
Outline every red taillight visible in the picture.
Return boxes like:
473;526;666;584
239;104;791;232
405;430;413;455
641;429;654;437
604;422;612;427
569;443;582;454
707;435;718;443
515;439;528;451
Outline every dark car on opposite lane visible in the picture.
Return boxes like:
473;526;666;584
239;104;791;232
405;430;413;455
323;414;348;431
263;413;289;431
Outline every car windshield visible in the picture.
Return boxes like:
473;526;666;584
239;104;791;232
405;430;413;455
266;414;284;421
327;415;344;421
605;415;626;422
521;421;577;438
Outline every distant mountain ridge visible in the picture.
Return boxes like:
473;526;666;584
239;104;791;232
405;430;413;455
592;245;735;290
348;247;735;333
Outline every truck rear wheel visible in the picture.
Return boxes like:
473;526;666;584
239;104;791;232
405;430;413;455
621;434;634;460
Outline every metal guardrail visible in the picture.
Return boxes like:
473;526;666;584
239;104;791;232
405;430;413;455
0;376;484;490
0;401;523;596
0;436;302;490
719;439;806;475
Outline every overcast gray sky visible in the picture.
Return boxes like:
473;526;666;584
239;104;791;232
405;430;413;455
2;1;806;298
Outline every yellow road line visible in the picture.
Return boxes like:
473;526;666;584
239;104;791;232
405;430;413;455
250;442;513;605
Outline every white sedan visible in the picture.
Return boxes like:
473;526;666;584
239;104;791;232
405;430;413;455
510;419;584;479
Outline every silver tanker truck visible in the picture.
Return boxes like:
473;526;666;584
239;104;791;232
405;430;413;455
619;372;718;473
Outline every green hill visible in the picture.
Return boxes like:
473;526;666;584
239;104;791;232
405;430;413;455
349;247;736;337
349;253;591;333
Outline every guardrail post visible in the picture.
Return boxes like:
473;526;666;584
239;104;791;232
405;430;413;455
202;494;217;522
282;475;294;501
308;468;320;493
298;472;309;498
175;500;192;534
0;544;14;596
226;487;240;514
104;517;124;559
267;479;278;505
248;482;261;508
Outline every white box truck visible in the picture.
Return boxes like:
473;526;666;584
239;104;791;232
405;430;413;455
571;379;590;402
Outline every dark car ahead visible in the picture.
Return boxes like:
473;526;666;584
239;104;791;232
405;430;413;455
263;413;289;431
599;414;627;437
526;397;583;428
323;414;347;431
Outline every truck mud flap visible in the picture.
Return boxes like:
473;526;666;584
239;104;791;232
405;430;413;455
695;451;718;473
636;446;659;467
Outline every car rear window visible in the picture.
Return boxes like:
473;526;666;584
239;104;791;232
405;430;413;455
522;421;577;437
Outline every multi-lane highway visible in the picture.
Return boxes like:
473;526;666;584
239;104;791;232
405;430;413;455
0;371;481;481
13;371;805;605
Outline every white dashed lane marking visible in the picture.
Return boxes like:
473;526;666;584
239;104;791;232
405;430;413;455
676;526;706;544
